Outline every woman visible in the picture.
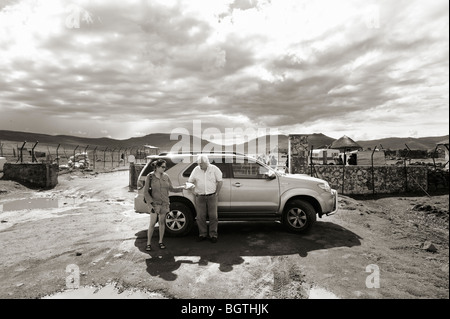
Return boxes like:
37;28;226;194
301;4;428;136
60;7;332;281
143;159;185;251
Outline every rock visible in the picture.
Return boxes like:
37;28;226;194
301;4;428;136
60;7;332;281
421;241;438;253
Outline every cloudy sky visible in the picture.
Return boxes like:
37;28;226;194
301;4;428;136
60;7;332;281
0;0;448;144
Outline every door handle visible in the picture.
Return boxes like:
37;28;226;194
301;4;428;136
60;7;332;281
233;182;241;187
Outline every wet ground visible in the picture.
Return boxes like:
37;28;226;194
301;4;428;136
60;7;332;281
0;169;448;299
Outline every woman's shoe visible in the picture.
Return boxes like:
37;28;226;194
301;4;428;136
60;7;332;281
159;242;166;249
145;244;152;251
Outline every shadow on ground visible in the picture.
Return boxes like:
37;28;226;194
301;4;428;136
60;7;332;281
133;221;362;281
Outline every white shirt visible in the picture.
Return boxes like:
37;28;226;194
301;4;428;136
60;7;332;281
188;164;223;195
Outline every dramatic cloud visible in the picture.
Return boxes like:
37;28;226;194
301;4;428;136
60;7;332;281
0;0;448;142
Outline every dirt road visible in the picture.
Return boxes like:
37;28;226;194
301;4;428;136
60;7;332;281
0;169;448;299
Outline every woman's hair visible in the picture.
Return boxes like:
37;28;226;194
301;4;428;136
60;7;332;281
151;159;166;170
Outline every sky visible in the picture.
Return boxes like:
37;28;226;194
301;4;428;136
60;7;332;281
0;0;448;144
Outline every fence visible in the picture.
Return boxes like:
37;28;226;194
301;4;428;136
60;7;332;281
297;164;431;195
0;140;157;172
288;135;449;195
296;153;448;196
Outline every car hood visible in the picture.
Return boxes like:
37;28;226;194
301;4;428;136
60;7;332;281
279;173;327;185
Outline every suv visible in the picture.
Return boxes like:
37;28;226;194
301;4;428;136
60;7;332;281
134;153;338;236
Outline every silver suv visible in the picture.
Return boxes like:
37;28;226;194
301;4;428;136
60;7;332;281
134;153;338;236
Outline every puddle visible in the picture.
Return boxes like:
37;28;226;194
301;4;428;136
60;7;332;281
1;198;59;212
1;197;79;213
42;283;166;299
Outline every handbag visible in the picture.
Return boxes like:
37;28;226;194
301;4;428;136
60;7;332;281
143;172;153;204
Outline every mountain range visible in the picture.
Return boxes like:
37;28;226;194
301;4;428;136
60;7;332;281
0;130;448;153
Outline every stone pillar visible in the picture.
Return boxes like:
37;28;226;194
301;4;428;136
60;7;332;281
129;162;145;190
288;134;309;174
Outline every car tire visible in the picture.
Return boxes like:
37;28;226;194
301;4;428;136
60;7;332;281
282;199;317;233
165;201;194;237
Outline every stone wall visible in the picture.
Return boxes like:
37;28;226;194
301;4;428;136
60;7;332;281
295;165;430;195
427;169;450;192
2;163;59;189
287;133;446;195
129;163;145;189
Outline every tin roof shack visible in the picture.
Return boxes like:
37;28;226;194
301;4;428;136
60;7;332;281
309;149;340;165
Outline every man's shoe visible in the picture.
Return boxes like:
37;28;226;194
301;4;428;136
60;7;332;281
210;237;218;243
196;236;207;242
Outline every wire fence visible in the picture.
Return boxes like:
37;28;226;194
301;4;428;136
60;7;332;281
0;140;158;172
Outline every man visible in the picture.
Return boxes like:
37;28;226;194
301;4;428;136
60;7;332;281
188;154;223;243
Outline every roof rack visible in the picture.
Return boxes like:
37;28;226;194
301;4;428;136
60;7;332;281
157;151;246;156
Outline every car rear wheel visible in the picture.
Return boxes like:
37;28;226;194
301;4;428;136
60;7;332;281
282;199;317;233
165;202;194;237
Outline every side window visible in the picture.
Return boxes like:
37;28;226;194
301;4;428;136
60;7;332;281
214;163;229;178
182;162;229;178
232;159;269;179
182;163;197;178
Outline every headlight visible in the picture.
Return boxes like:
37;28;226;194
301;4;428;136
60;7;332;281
318;182;331;192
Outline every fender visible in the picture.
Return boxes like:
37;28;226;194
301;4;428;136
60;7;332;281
279;188;325;215
169;194;196;215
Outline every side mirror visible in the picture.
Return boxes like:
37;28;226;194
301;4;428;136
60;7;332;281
264;171;276;180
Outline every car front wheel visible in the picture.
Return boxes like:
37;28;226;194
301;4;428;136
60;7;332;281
282;199;317;233
165;201;194;237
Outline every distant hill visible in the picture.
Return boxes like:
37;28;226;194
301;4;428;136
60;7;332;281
0;130;448;153
356;136;449;151
235;133;336;154
0;130;219;153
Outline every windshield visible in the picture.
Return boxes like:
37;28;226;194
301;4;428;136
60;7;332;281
251;157;283;177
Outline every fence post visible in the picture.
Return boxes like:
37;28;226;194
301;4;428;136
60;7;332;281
18;141;27;163
47;145;51;163
73;145;79;163
93;146;98;169
111;148;116;168
371;145;377;196
31;141;39;163
404;144;411;192
84;145;89;168
56;144;60;166
103;147;108;168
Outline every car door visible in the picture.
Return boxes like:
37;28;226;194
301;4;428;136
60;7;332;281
229;158;279;213
180;159;231;212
